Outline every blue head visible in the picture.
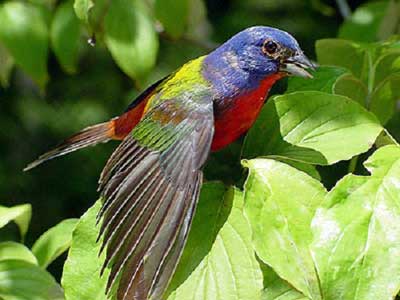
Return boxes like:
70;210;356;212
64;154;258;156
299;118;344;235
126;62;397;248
203;26;313;97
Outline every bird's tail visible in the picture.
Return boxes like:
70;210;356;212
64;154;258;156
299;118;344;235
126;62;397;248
24;121;115;171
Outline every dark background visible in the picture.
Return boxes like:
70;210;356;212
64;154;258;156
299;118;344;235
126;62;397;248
0;0;372;278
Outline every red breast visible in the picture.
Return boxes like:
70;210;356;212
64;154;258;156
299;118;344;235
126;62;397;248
211;73;284;151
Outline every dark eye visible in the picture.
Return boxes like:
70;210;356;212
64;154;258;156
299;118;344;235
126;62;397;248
263;40;278;55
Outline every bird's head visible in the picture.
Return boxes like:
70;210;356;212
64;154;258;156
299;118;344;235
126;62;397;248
229;26;313;78
205;26;314;85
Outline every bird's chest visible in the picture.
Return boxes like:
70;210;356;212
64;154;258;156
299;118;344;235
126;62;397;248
211;74;282;151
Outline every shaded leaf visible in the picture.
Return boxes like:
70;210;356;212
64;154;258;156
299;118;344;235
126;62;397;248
73;0;94;23
286;66;349;94
0;260;64;300
333;74;368;106
242;91;382;165
375;128;399;148
0;43;14;88
338;1;392;43
32;218;78;268
104;0;158;81
61;201;109;300
167;184;263;300
0;204;31;240
243;158;325;299
0;2;48;87
374;51;400;88
369;73;400;124
311;145;400;300
155;0;189;39
262;264;309;300
51;0;81;74
0;242;38;265
316;39;365;78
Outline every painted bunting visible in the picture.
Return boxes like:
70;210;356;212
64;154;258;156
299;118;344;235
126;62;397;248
25;26;313;300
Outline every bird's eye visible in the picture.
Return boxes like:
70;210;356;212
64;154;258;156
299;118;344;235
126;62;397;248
262;40;278;55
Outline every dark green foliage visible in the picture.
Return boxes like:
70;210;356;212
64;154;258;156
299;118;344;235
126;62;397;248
0;0;399;300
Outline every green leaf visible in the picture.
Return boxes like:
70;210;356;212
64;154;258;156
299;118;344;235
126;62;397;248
62;183;263;300
0;204;31;240
311;145;400;300
167;183;263;300
338;1;391;43
32;218;78;268
73;0;94;24
242;91;382;165
374;51;400;87
271;158;321;181
74;0;109;34
0;43;14;88
262;264;309;300
0;242;38;265
286;66;349;94
377;0;400;40
316;39;365;78
104;0;159;81
243;158;325;299
61;201;109;300
286;66;368;106
0;260;64;300
0;2;48;87
51;0;81;74
375;128;399;148
155;0;189;39
369;73;400;124
333;74;368;106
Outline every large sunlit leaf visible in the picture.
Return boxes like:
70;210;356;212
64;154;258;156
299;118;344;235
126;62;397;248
311;145;400;300
242;91;382;165
104;0;159;81
167;183;263;300
0;242;38;265
243;158;325;298
0;204;31;240
51;0;81;74
0;260;64;300
61;201;109;300
155;0;189;39
32;218;78;268
316;39;365;78
0;2;48;87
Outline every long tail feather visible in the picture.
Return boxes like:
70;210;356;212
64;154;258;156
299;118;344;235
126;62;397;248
24;121;114;171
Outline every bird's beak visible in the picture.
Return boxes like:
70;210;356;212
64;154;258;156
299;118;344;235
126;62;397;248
280;52;315;78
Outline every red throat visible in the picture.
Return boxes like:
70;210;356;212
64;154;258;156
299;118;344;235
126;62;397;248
211;73;284;151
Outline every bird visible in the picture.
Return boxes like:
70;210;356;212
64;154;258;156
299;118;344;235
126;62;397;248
25;26;314;300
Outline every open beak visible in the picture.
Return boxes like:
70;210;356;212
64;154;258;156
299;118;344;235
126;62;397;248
280;52;315;78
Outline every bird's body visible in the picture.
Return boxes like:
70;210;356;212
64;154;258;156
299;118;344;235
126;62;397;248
25;26;313;300
105;55;283;151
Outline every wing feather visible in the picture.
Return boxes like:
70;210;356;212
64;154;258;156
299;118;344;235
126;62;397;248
97;96;214;300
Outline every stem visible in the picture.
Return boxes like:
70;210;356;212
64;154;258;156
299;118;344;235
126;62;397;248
336;0;352;20
348;156;358;174
365;51;376;109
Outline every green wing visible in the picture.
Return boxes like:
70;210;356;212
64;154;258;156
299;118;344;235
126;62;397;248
96;92;214;300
